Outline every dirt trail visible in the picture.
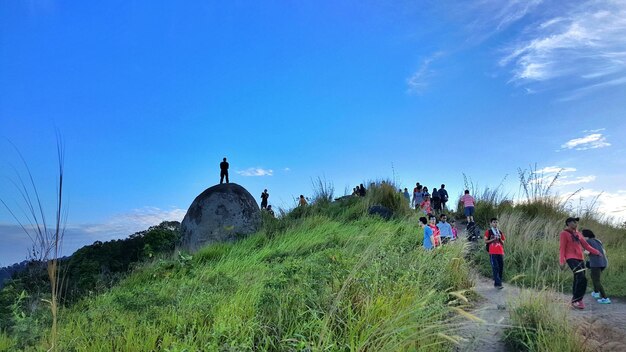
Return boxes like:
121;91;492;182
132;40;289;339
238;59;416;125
453;228;626;351
457;270;626;351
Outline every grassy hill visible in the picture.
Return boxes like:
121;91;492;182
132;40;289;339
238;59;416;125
1;182;624;351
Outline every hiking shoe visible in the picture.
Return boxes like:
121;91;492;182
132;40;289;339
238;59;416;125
591;291;600;299
571;301;585;310
597;298;611;304
497;285;504;290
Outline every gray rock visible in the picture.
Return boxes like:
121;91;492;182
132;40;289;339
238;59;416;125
180;183;261;253
368;205;393;220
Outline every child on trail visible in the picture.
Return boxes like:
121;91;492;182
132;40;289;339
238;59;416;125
582;229;610;304
428;214;441;247
450;218;458;239
460;190;475;223
437;214;454;244
559;217;602;310
420;195;432;215
419;217;434;250
485;218;505;289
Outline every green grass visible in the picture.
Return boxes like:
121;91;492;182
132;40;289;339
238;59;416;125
504;290;584;352
45;214;473;351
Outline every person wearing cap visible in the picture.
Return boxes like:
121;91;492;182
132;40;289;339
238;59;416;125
559;217;602;310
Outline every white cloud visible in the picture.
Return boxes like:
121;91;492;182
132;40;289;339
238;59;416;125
499;0;626;95
561;188;626;222
407;52;444;94
561;133;611;150
283;167;291;172
534;166;577;174
555;175;596;186
80;207;185;236
236;168;274;177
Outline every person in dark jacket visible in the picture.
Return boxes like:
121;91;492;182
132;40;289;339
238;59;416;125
582;229;611;304
439;184;449;210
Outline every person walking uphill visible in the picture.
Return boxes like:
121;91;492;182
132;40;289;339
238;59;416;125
219;158;229;184
559;217;602;310
582;229;611;304
260;189;269;209
485;218;505;289
460;190;475;223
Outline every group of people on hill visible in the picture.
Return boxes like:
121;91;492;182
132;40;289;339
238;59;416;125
404;183;450;215
351;184;367;197
419;213;458;249
220;158;611;308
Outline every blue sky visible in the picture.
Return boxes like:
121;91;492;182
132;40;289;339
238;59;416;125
2;0;625;265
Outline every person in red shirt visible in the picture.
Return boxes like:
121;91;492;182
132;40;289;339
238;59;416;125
559;217;602;310
485;218;505;289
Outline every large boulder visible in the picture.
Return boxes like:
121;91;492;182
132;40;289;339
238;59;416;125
180;183;261;253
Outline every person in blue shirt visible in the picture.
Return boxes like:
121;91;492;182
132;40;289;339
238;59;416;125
419;217;434;250
403;188;411;204
437;214;454;244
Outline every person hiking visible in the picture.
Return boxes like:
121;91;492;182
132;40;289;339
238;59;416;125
439;184;449;211
431;187;441;215
420;194;432;215
403;188;411;204
412;185;424;210
358;184;366;197
299;195;308;207
485;218;505;289
266;205;275;218
419;217;434;250
260;189;269;209
559;217;602;310
428;214;441;247
460;190;475;223
582;229;611;304
437;214;454;244
219;157;229;184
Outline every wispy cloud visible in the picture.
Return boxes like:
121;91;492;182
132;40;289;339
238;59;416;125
561;132;611;151
283;167;291;172
534;166;576;174
407;52;444;94
562;188;626;221
556;175;596;186
499;0;626;95
0;206;186;265
236;168;273;177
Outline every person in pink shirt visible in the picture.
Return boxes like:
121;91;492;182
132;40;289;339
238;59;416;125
428;214;441;247
420;194;432;215
460;190;475;223
559;217;602;310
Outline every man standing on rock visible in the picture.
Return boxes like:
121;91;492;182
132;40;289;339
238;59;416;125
260;189;269;209
485;218;505;289
220;157;229;184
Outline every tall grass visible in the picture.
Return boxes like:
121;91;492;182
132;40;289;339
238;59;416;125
504;290;584;352
45;213;475;351
0;139;67;350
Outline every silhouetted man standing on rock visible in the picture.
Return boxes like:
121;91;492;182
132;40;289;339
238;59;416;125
260;189;269;209
220;157;229;184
